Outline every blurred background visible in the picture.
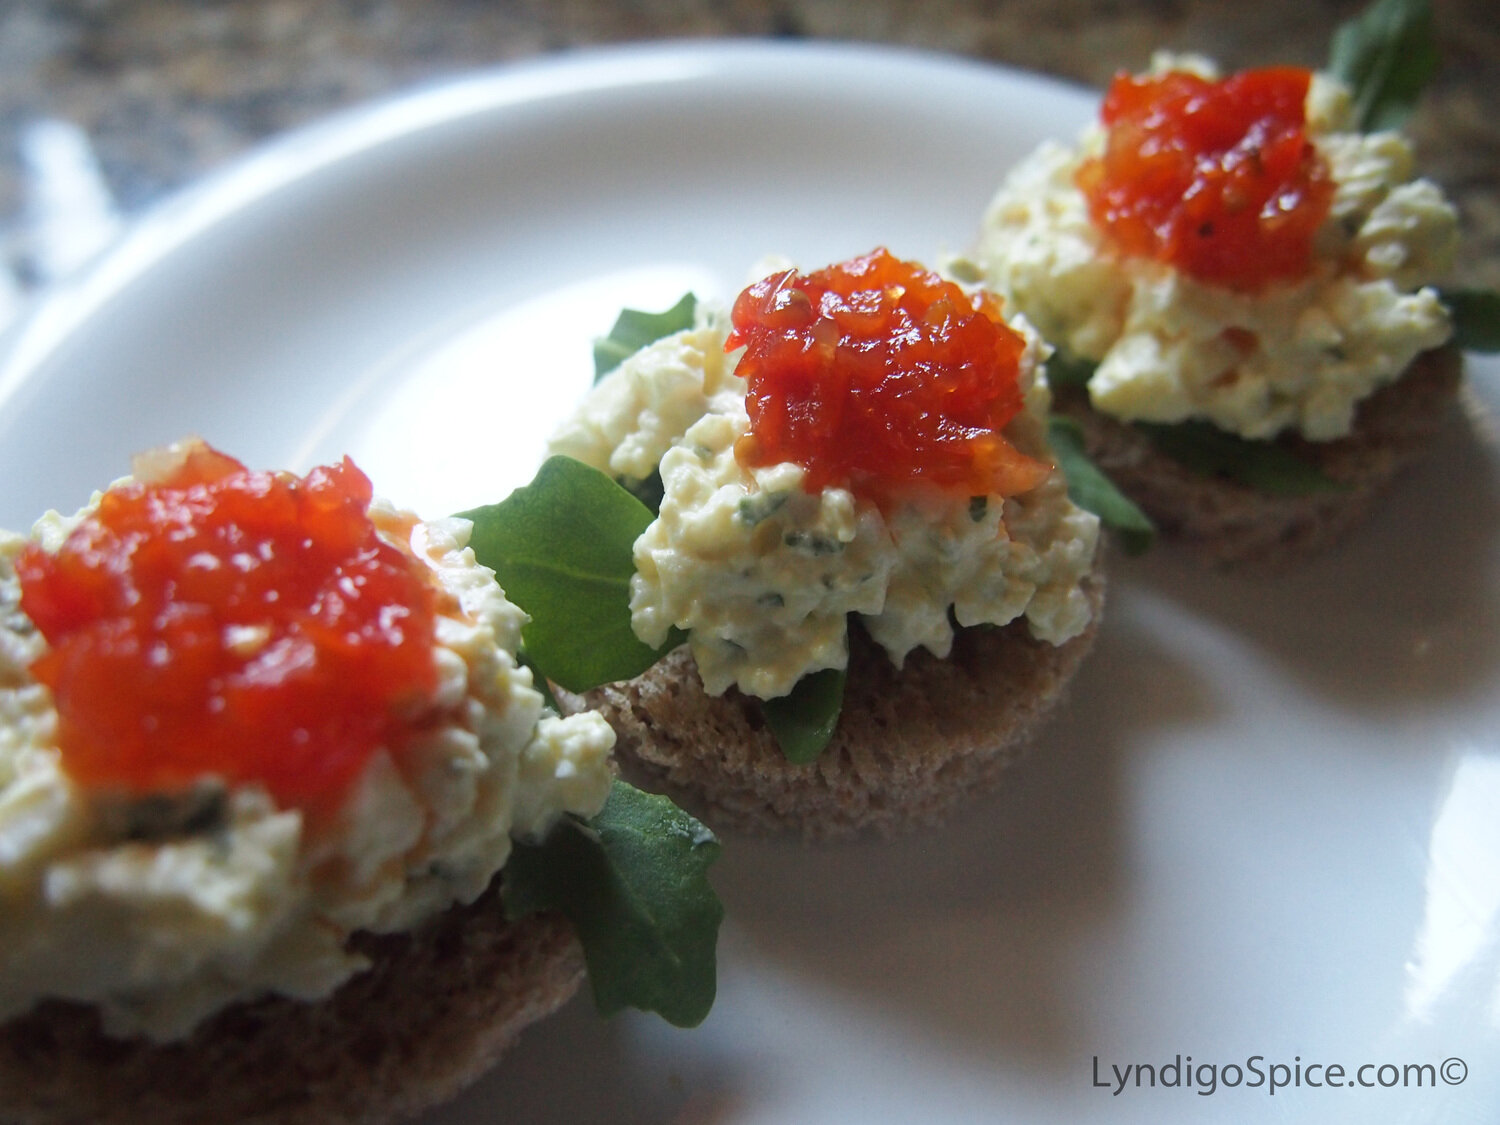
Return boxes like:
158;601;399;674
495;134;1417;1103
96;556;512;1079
0;0;1495;324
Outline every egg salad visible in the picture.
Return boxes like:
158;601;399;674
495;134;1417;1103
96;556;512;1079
970;54;1457;442
548;284;1100;702
0;443;615;1042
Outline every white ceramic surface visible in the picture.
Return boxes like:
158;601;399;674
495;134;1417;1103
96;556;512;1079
0;40;1497;1125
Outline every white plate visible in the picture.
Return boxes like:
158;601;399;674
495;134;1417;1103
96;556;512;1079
2;40;1498;1125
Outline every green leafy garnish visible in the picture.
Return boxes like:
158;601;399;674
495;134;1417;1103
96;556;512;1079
1047;416;1156;556
459;456;682;692
1137;420;1346;496
622;469;666;516
1441;287;1500;353
503;779;723;1028
761;666;847;765
1046;352;1097;389
1328;0;1438;132
593;293;698;380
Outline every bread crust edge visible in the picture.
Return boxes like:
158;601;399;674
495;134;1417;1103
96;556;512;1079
1056;345;1463;568
560;568;1106;841
0;884;583;1125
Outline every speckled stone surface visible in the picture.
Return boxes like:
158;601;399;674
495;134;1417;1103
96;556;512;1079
0;0;1495;288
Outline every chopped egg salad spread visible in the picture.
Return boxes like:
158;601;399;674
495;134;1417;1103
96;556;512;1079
971;54;1457;441
0;440;614;1041
549;250;1100;700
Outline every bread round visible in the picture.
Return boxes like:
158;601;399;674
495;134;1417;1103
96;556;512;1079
559;570;1104;840
0;884;582;1125
1055;345;1462;568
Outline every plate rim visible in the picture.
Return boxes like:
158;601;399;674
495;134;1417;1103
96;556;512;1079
0;38;1099;405
0;32;1497;1125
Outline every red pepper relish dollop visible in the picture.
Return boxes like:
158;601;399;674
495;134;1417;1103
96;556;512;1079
725;248;1050;505
16;442;443;816
1076;66;1335;292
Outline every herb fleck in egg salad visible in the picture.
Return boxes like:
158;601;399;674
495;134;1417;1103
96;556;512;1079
967;52;1458;442
547;249;1101;721
0;439;721;1041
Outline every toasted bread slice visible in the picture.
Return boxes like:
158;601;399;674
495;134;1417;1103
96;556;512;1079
558;570;1104;840
1055;345;1462;568
0;884;581;1125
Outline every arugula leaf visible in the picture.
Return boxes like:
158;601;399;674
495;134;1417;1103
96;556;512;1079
1328;0;1438;132
593;293;698;380
1137;420;1347;496
459;456;682;692
1440;287;1500;353
1047;416;1156;556
1046;352;1097;389
761;665;847;765
622;468;666;516
503;779;722;1028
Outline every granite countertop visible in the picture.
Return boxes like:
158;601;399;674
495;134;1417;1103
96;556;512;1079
1;0;1495;300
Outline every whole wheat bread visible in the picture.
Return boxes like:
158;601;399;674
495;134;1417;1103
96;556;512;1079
0;883;582;1125
559;571;1104;840
1056;345;1462;567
